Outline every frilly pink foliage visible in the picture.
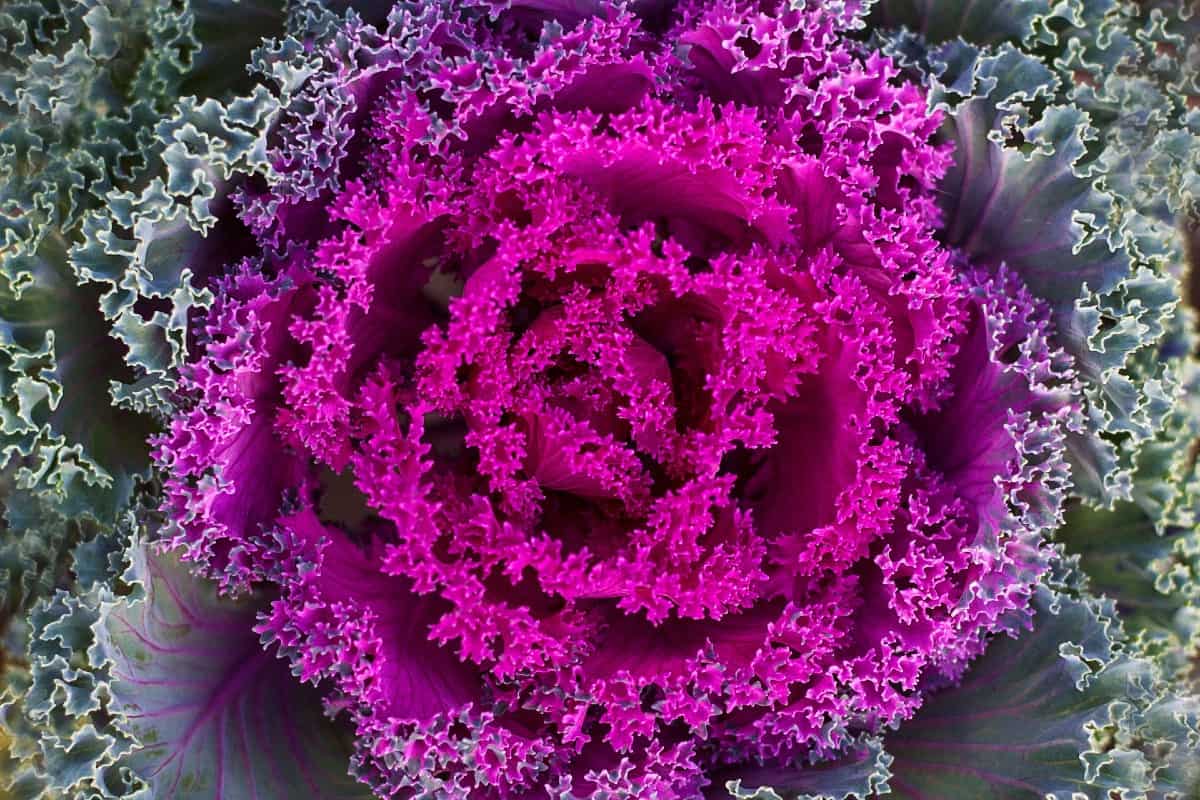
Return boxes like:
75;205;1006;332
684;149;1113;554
156;1;1081;796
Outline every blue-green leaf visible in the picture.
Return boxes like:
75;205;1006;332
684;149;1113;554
93;543;371;800
884;585;1200;799
721;737;893;800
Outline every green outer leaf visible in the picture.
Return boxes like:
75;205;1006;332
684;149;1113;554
868;0;1089;47
0;240;156;520
722;737;893;800
937;86;1126;304
872;23;1194;508
0;487;71;626
0;4;367;797
1054;319;1200;687
1059;499;1200;663
66;14;350;420
883;584;1200;799
0;545;145;800
0;0;292;521
93;542;371;800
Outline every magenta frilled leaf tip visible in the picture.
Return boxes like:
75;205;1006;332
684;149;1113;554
155;1;1081;796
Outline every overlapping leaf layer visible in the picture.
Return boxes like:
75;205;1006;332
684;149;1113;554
0;1;1196;799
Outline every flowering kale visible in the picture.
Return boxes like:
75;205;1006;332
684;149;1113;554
152;2;1085;796
0;0;1196;799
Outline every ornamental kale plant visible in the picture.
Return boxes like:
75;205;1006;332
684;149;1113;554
0;1;1198;799
154;1;1082;795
